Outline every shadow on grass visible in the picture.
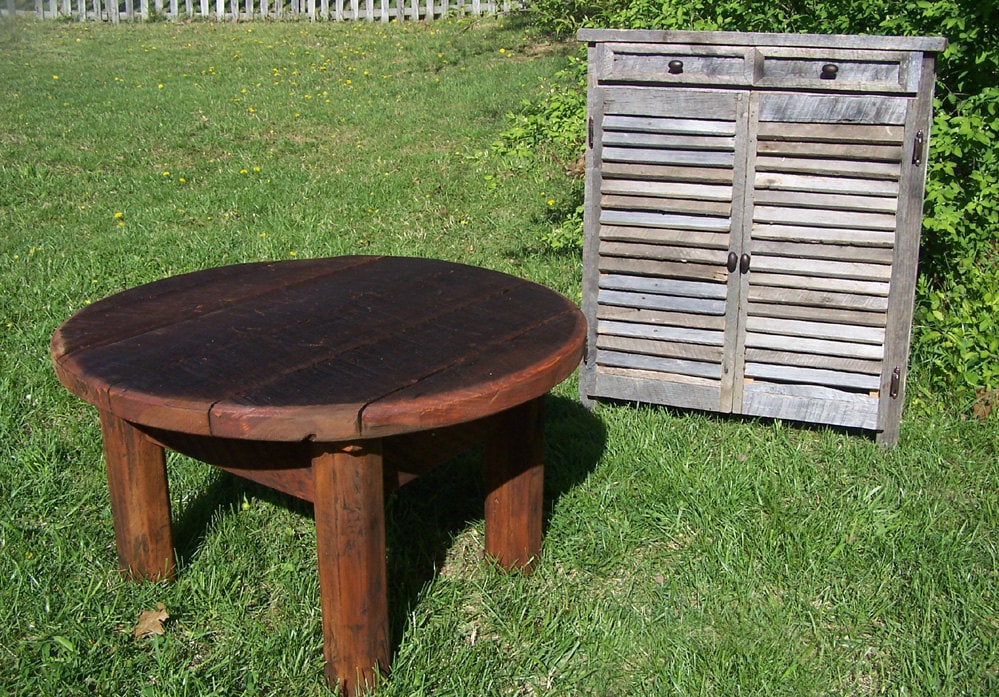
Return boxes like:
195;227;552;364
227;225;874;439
169;393;606;657
382;394;606;648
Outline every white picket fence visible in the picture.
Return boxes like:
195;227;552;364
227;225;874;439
1;0;516;22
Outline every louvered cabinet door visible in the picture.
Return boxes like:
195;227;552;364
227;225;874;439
735;91;919;435
580;86;750;412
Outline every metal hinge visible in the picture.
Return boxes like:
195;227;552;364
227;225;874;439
889;367;901;399
588;117;594;149
912;130;925;166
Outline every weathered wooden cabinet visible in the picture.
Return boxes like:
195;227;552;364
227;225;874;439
577;30;945;445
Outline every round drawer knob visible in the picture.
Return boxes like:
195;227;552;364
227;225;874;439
821;63;839;79
668;59;684;74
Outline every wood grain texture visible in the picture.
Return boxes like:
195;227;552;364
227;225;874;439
578;29;946;54
51;257;585;442
876;52;939;445
592;369;723;412
741;382;879;430
597;304;727;331
100;411;175;581
484;398;544;570
312;441;390;697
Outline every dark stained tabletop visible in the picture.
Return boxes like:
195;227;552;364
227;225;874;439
51;256;587;442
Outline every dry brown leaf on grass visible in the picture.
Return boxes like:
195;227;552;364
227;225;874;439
972;388;997;421
132;603;169;639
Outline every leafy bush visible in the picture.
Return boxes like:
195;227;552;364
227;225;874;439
490;57;588;170
507;0;999;403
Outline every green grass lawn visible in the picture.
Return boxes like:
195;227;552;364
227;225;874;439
2;16;997;697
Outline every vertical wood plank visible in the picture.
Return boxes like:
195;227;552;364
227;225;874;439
579;42;604;408
99;411;175;581
312;441;390;697
877;55;935;446
728;90;758;412
484;398;544;571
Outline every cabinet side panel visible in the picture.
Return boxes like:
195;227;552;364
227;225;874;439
580;45;606;407
877;54;937;445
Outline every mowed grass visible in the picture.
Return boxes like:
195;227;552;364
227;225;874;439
2;16;998;697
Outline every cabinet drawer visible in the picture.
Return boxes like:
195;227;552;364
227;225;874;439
598;43;753;85
757;48;917;93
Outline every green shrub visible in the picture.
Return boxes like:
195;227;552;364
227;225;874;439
507;0;999;403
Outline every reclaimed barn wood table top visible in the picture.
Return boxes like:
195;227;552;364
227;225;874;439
50;255;587;443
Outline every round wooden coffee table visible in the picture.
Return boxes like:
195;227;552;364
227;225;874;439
50;256;586;695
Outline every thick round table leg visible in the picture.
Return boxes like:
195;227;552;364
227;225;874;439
311;441;390;696
99;411;175;581
485;397;545;571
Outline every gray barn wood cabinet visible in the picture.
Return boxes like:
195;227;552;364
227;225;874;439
577;30;945;445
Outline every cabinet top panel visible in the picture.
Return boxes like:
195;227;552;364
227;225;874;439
577;29;946;54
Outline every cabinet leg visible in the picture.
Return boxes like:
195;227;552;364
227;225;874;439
485;397;545;571
99;411;175;581
311;441;390;696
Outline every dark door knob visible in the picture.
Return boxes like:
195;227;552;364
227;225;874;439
727;252;738;273
668;59;684;74
820;63;839;79
740;254;751;274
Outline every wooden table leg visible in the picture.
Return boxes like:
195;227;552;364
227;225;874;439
99;411;175;581
311;441;390;697
484;397;545;571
